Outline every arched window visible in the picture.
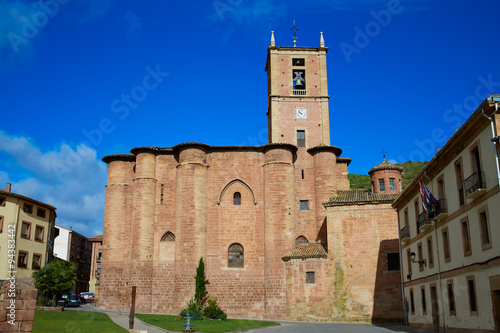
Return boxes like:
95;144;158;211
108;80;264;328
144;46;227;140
233;192;241;205
295;236;309;246
228;243;244;268
161;232;175;242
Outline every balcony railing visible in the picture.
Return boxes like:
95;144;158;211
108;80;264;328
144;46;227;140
418;213;432;231
400;226;410;243
465;171;486;199
293;90;306;96
434;199;448;220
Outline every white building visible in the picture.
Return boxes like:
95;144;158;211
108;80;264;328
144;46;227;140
393;95;500;332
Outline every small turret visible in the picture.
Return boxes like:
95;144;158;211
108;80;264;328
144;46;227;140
368;159;403;194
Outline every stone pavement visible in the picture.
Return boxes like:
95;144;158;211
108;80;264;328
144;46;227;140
105;311;170;333
66;305;435;333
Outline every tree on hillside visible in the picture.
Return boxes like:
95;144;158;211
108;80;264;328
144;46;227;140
32;259;77;306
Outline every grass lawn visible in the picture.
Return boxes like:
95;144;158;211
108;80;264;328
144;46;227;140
33;310;128;333
135;313;280;333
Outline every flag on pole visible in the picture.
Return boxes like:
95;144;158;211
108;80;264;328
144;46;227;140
419;180;438;215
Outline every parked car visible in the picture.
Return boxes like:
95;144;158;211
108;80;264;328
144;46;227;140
79;292;95;304
66;294;80;307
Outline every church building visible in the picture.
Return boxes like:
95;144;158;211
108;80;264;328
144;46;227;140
100;32;403;322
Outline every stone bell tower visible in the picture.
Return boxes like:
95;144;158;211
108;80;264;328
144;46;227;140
265;31;330;148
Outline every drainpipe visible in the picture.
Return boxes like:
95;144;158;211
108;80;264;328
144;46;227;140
482;101;500;191
433;218;445;332
395;208;407;326
425;175;446;332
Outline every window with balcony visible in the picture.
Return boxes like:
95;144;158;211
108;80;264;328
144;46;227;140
35;225;44;242
21;221;31;239
465;144;485;199
97;264;101;275
436;175;448;218
455;159;465;206
414;199;420;234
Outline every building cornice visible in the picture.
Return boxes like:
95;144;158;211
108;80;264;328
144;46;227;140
307;145;342;156
393;96;499;208
0;189;56;210
336;157;352;165
102;154;136;164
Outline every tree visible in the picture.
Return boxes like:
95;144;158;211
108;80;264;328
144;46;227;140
194;257;209;305
32;259;77;306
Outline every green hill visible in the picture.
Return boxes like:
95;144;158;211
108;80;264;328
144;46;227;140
348;161;428;190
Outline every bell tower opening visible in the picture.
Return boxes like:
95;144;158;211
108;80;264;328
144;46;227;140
265;31;330;148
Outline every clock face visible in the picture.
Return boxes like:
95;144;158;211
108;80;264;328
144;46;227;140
296;108;307;119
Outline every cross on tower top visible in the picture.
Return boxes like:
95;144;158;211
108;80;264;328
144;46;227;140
291;20;298;47
380;149;388;161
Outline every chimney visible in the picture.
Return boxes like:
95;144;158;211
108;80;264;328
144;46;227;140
6;183;11;192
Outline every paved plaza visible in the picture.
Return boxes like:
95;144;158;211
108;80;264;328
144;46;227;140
65;304;434;333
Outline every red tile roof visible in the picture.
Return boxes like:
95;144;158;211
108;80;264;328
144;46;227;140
324;189;400;207
282;243;328;262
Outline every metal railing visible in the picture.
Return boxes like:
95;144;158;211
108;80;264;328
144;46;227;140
417;213;431;230
435;199;448;216
400;226;410;241
293;90;306;95
465;171;486;197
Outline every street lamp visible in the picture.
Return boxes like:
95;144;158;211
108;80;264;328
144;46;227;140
410;252;426;266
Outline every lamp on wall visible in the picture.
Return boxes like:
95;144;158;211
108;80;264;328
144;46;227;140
410;252;426;266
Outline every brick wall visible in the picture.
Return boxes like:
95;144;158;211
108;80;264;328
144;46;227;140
0;277;37;332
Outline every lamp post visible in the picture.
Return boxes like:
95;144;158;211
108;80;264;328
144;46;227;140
410;252;426;266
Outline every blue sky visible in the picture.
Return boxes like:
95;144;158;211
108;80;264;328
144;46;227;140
1;0;499;237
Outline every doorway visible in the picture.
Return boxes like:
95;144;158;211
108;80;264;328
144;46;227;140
490;275;500;332
430;285;439;332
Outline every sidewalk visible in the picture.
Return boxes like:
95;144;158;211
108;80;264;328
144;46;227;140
104;310;171;333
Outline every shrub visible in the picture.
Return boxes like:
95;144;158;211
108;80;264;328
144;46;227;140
178;297;204;320
203;298;227;320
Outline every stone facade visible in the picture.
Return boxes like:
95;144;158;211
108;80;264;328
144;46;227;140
99;33;403;321
0;278;37;332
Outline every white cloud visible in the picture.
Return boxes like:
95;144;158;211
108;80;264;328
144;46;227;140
0;131;107;237
0;1;39;54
